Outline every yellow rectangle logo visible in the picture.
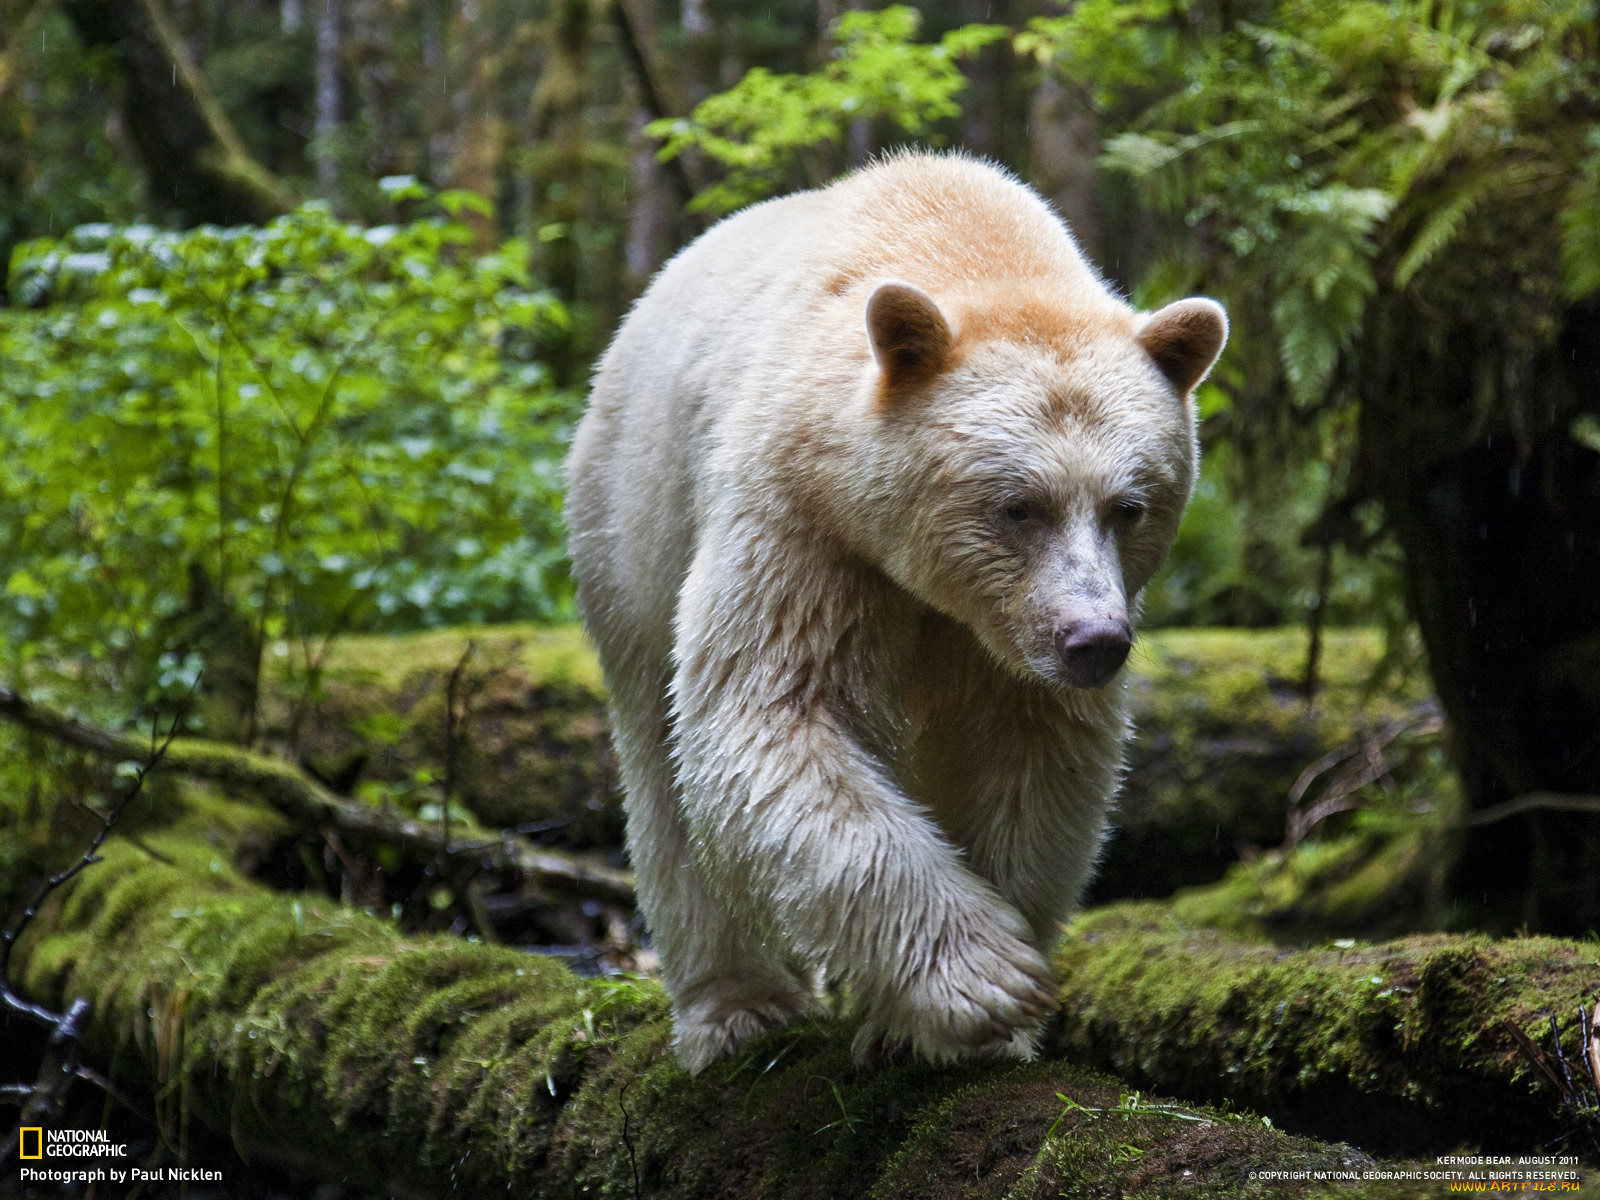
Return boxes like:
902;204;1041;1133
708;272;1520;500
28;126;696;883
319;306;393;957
19;1127;42;1159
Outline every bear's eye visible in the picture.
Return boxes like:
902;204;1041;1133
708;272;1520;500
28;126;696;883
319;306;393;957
1003;501;1032;523
1112;498;1146;526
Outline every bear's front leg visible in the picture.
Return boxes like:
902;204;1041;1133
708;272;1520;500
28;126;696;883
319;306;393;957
905;650;1129;951
668;559;1058;1069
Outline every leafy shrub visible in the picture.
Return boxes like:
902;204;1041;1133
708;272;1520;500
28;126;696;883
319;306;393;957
0;195;575;728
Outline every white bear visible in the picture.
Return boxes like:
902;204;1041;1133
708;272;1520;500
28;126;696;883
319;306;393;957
566;151;1226;1072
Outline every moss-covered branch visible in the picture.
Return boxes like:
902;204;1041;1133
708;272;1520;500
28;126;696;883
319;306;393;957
10;796;1476;1198
0;685;634;905
1050;902;1600;1156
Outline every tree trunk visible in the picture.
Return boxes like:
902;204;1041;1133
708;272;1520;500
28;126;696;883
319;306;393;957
0;0;55;109
814;0;871;172
63;0;296;224
420;0;450;181
1361;252;1600;934
346;0;404;180
680;0;715;107
610;0;698;205
624;106;672;296
444;0;505;248
312;0;342;197
1027;75;1101;261
526;0;593;382
9;797;1560;1197
959;0;1014;164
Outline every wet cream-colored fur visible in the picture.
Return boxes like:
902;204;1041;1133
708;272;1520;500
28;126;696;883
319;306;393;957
566;152;1226;1073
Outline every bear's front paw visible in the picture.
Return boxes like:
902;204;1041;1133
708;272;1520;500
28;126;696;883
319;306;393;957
674;988;823;1075
851;923;1057;1067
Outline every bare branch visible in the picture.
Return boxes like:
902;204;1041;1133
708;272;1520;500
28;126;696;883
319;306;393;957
1459;792;1600;829
1284;710;1443;846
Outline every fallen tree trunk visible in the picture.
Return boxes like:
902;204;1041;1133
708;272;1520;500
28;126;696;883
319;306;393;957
1051;903;1600;1157
0;685;634;906
8;795;1495;1199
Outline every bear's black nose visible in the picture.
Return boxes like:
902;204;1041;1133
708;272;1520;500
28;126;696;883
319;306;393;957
1054;618;1132;689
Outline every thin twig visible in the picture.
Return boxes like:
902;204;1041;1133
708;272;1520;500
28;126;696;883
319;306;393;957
1503;1006;1600;1160
1503;1019;1568;1095
73;1065;149;1124
1552;1012;1581;1102
619;1079;642;1200
1458;792;1600;829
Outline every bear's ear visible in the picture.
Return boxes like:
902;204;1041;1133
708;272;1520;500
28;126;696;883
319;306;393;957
1135;297;1228;396
866;280;953;393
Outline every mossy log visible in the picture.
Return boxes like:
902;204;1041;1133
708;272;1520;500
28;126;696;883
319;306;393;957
10;795;1492;1198
0;684;634;905
263;624;621;844
1051;902;1600;1157
1150;827;1455;942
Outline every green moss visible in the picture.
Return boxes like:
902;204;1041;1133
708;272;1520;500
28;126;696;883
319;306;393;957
259;622;619;838
869;1066;1472;1199
1131;628;1429;738
1051;901;1600;1156
293;622;605;696
1164;825;1452;941
1102;627;1453;901
8;784;1503;1197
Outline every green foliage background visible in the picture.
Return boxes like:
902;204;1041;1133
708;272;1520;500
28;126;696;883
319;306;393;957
650;6;1009;214
4;0;1597;724
0;191;577;722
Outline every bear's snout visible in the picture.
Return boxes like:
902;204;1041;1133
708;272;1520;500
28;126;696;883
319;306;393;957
1054;617;1133;689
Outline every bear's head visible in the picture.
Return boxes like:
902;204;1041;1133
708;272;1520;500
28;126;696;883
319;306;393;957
856;279;1226;691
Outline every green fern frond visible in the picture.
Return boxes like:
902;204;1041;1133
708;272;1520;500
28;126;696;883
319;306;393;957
1558;171;1600;301
1393;178;1487;288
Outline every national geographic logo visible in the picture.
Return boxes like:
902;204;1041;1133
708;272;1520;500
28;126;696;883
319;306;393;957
14;1125;129;1158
